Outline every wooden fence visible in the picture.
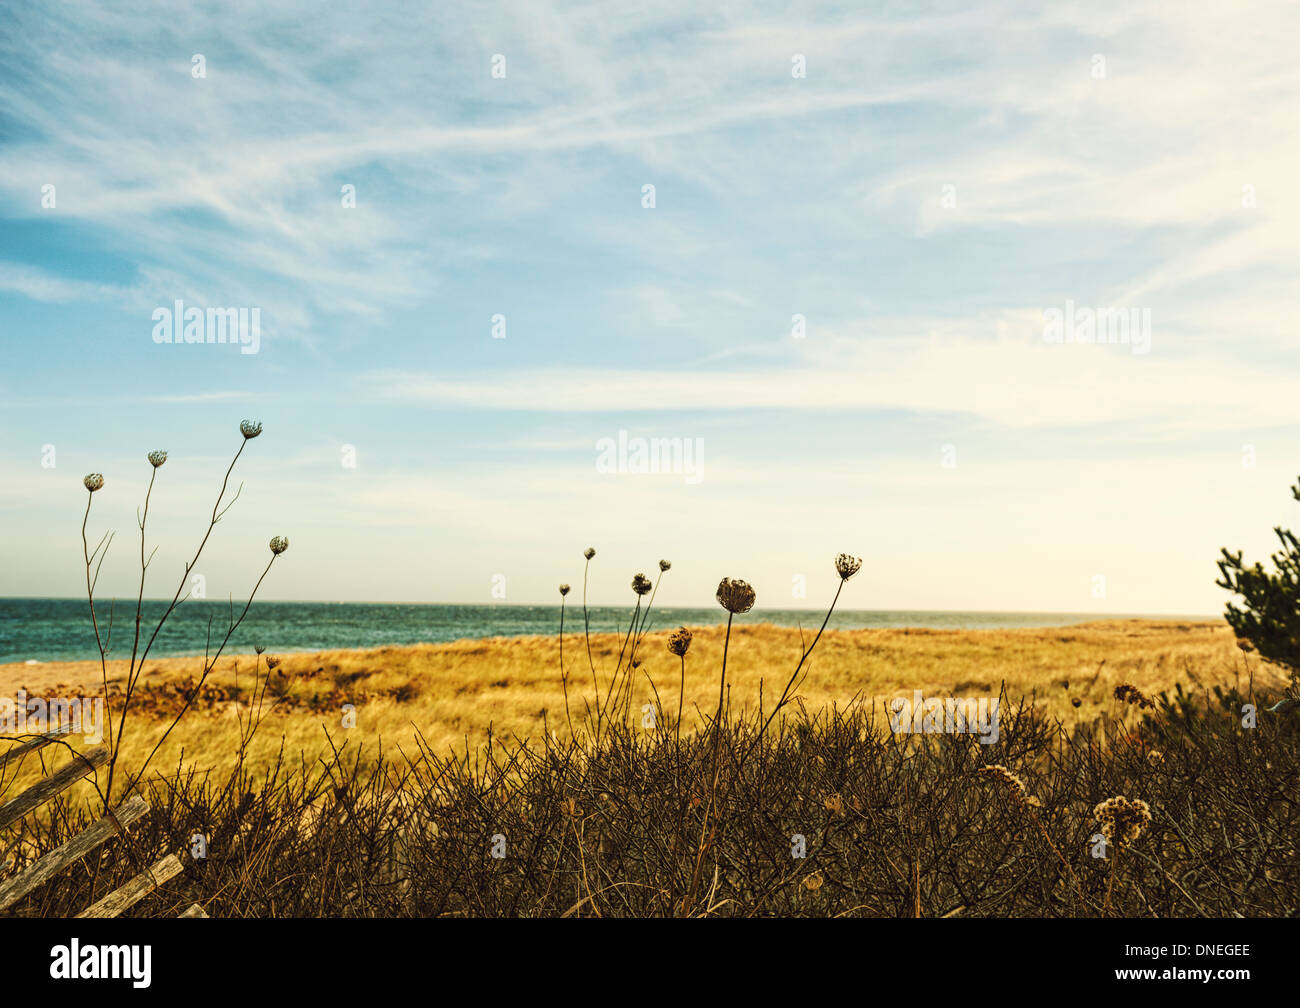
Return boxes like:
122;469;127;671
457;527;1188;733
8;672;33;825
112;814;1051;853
0;727;206;918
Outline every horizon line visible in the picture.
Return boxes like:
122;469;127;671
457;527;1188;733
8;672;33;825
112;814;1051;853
0;595;1224;621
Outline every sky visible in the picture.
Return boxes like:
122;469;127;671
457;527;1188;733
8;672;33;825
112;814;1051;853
1;0;1298;614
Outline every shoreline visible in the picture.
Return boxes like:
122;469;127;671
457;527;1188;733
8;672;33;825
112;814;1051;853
0;595;1223;618
0;599;1227;666
0;617;1276;773
0;614;1232;669
0;617;1238;698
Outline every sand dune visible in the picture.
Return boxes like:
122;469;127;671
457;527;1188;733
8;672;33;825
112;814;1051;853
1;618;1279;783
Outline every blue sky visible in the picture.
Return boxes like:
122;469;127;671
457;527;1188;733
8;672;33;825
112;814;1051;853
1;0;1298;613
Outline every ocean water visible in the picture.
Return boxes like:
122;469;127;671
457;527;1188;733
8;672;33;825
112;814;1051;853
0;597;1207;664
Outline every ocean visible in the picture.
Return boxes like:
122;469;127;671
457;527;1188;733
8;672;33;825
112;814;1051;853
0;597;1209;664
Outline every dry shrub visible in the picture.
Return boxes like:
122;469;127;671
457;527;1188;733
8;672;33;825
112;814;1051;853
3;679;1296;918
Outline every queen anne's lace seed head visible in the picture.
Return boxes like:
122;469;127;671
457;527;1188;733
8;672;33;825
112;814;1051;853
667;627;692;657
147;450;167;468
83;473;104;492
559;584;571;597
834;553;863;581
1113;684;1155;709
716;577;756;614
240;419;263;439
659;559;671;572
1093;795;1152;845
631;573;653;596
269;536;289;555
584;547;596;560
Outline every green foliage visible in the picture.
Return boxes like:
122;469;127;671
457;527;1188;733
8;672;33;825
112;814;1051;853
1216;476;1300;675
1147;681;1247;732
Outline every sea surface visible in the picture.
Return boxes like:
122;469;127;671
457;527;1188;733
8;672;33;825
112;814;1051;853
0;598;1213;664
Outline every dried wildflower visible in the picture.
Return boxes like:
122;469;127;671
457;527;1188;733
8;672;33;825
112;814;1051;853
803;872;824;891
716;577;756;614
1237;638;1256;653
269;536;289;555
559;584;570;596
1114;684;1155;709
147;450;167;468
1093;795;1152;845
631;573;653;596
667;627;692;657
583;547;596;560
659;559;671;572
265;656;281;670
255;645;266;655
977;764;1041;809
240;419;263;439
82;473;104;492
834;553;863;581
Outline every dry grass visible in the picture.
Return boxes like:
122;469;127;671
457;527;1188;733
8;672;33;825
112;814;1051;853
5;679;1296;918
0;617;1277;800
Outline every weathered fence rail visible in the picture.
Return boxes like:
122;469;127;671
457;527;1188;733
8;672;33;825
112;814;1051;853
0;731;202;918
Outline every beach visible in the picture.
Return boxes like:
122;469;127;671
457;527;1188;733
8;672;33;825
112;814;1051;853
0;617;1271;777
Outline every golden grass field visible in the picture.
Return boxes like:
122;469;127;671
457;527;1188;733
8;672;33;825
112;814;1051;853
1;617;1284;800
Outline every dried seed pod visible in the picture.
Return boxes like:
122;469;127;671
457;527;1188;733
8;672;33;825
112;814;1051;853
834;553;863;581
716;577;756;614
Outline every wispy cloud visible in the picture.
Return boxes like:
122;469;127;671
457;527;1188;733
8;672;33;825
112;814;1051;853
0;262;132;304
367;323;1298;431
2;0;1297;612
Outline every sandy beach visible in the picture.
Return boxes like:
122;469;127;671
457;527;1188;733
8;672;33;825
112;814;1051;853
1;618;1275;776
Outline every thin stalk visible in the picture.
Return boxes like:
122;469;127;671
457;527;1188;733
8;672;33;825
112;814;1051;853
559;596;574;739
676;654;686;749
622;570;668;723
108;438;248;799
1103;845;1122;917
582;557;599;729
1027;806;1086;909
124;554;277;794
81;494;114;760
126;467;158;687
684;610;733;916
599;598;641;741
741;579;845;766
